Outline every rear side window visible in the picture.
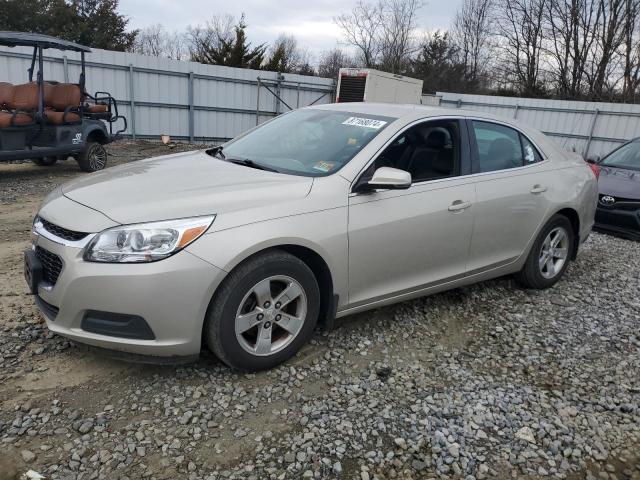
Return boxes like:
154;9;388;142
472;121;542;172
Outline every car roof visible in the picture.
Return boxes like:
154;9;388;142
0;31;91;52
310;102;529;124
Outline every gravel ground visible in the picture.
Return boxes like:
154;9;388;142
0;141;639;480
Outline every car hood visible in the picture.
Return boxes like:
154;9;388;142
599;165;640;200
61;150;313;224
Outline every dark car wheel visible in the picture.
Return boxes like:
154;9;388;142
515;214;575;289
204;250;320;371
32;157;58;167
76;141;107;172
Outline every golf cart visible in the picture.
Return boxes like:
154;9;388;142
0;32;126;171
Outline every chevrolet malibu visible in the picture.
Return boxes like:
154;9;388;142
25;104;599;371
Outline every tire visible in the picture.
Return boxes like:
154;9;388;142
204;250;320;371
76;141;107;172
515;214;575;289
32;157;58;167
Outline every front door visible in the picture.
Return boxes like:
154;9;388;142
347;119;476;307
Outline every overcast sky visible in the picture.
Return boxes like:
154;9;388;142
118;0;461;59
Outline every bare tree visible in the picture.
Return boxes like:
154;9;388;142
452;0;493;85
621;0;640;99
544;0;602;98
187;14;235;63
494;0;548;95
317;48;358;79
132;24;187;59
589;0;627;97
334;1;382;67
334;0;422;72
379;0;422;73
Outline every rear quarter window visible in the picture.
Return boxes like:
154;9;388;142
471;121;544;173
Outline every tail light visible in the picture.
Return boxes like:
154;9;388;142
587;162;600;180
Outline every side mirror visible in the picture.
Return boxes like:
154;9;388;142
586;155;600;164
367;167;412;190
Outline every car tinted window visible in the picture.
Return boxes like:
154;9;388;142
601;141;640;170
472;121;524;172
373;120;461;182
222;109;393;177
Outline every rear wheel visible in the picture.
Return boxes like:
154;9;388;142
204;250;320;371
32;157;58;167
76;141;107;172
515;214;574;289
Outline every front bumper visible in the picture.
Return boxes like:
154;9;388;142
30;232;226;359
595;204;640;240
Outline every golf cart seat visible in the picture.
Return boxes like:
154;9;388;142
0;83;37;127
0;82;12;107
44;83;81;125
0;111;33;127
86;104;108;113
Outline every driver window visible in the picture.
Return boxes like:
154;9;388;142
374;120;461;183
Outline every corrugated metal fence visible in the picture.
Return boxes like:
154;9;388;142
0;46;335;143
423;92;640;158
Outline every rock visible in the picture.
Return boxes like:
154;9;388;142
77;421;93;434
515;427;536;444
394;438;407;450
20;450;36;462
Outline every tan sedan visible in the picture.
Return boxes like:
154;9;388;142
25;103;598;370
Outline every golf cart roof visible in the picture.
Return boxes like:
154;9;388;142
0;31;91;52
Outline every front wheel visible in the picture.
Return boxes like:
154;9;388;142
205;250;320;371
515;214;575;289
75;141;107;172
32;157;58;167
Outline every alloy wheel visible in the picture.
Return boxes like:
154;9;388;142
88;145;107;171
235;275;307;356
538;226;569;279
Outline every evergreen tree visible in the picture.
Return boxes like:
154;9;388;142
0;0;136;52
193;15;266;69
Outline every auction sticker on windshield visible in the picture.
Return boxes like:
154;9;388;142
342;117;388;129
312;161;336;173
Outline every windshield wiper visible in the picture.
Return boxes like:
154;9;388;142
205;146;225;159
227;158;280;173
206;147;279;172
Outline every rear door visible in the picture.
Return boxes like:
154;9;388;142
466;119;553;272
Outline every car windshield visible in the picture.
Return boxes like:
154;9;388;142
601;141;640;171
219;109;394;176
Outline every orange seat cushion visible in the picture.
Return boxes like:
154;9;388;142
87;104;108;113
8;83;39;111
0;82;13;107
48;84;81;111
44;110;80;124
0;111;33;127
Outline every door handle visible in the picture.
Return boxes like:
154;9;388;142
448;200;472;212
530;185;547;194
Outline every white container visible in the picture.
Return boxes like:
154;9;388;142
336;68;423;104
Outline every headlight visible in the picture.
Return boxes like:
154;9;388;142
84;215;215;263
